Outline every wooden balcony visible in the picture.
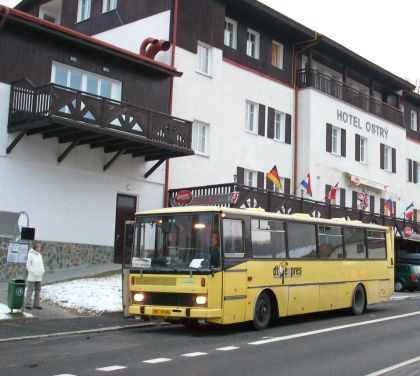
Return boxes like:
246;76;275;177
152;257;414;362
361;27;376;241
296;69;404;126
7;79;194;168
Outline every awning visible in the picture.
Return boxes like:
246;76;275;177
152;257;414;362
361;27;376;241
345;172;388;192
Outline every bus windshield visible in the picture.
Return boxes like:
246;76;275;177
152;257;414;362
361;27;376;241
131;213;220;270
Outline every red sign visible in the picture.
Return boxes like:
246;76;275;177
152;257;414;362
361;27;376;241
404;226;413;238
175;190;193;205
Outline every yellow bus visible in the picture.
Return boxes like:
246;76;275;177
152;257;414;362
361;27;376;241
124;206;394;329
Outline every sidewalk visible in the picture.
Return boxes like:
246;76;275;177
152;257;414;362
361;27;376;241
0;263;122;320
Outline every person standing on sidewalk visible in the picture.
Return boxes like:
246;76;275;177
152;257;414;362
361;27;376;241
24;241;45;310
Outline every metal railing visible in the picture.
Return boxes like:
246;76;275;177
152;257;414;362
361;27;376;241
296;69;403;126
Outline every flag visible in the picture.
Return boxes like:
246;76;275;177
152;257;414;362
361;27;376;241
404;201;415;220
385;198;393;216
300;173;312;196
325;182;339;202
266;165;282;191
358;189;368;210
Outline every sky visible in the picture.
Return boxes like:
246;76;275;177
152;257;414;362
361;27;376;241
1;0;418;83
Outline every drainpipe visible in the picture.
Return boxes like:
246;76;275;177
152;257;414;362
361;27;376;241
0;6;10;30
164;0;179;208
140;37;158;56
292;32;321;193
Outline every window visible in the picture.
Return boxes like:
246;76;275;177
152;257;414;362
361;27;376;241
417;163;420;185
246;28;260;59
367;230;386;259
223;219;244;258
192;121;208;155
287;222;317;259
274;111;285;142
271;41;284;69
318;226;344;259
359;136;368;164
343;228;366;259
332;126;341;155
245;169;257;187
327;123;346;156
103;0;117;12
77;0;91;22
197;43;212;76
251;219;286;258
383;145;392;172
411;110;418;131
51;62;122;100
224;18;237;49
245;101;258;133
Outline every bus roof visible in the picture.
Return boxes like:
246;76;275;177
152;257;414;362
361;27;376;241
135;206;390;230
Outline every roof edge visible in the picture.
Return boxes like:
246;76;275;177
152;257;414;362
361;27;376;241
0;6;182;77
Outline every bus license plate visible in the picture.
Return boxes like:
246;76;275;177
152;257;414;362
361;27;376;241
152;308;171;315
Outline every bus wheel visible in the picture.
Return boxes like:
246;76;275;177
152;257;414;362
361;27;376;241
253;291;272;330
351;284;366;316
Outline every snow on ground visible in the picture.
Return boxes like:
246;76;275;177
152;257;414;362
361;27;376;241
0;274;122;320
41;274;122;313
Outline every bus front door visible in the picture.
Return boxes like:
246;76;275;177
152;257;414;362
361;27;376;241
222;265;247;324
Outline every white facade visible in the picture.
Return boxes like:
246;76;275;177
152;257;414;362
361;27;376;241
0;83;165;245
298;88;412;209
90;8;420;214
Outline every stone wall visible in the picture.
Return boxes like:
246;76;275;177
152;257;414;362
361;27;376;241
0;237;114;281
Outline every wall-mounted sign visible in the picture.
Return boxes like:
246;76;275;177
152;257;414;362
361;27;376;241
7;242;29;264
404;226;413;238
336;109;388;139
170;191;240;207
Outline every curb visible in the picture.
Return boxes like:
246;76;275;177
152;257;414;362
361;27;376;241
0;320;169;343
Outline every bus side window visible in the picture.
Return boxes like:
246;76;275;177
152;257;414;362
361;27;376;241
223;219;244;258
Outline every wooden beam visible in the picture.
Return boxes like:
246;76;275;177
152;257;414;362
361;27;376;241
6;131;25;154
57;140;79;163
144;159;166;179
103;149;125;171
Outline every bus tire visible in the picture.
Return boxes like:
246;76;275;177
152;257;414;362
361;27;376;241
253;291;272;330
351;284;366;316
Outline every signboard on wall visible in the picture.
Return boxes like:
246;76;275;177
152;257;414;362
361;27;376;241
7;242;29;264
170;190;240;207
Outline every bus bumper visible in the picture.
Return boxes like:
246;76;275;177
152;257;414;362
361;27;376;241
128;305;222;319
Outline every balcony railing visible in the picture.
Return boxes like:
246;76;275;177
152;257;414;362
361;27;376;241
296;69;403;126
8;79;193;156
169;183;420;236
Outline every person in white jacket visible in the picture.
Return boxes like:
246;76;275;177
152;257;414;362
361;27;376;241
24;241;45;310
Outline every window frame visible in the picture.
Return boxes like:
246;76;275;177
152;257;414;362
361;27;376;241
51;62;122;101
191;120;209;156
77;0;91;22
246;28;260;59
224;17;238;49
411;110;418;131
274;110;286;142
245;100;258;134
197;42;212;76
251;218;286;259
271;40;284;69
102;0;117;13
245;169;258;188
359;136;368;164
222;218;245;258
331;126;341;155
383;145;393;172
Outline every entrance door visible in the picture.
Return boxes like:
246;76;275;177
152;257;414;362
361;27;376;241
221;217;247;324
114;194;137;263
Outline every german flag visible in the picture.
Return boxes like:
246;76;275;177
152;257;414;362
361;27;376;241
266;165;282;191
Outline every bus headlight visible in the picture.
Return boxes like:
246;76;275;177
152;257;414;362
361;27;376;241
133;292;145;303
195;296;207;305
